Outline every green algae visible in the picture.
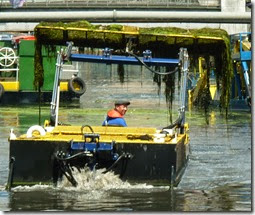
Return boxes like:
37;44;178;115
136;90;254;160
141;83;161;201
163;72;176;124
34;41;44;89
117;64;125;83
34;21;233;114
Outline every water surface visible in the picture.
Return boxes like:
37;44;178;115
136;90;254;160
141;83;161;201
0;62;252;211
0;106;251;212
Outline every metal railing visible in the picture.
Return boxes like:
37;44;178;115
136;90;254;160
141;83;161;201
1;0;221;9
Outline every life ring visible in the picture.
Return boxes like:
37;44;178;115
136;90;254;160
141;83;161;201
0;83;4;101
0;47;16;67
68;77;86;96
26;125;46;138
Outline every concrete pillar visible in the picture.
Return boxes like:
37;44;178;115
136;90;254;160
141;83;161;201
220;0;249;34
221;0;246;12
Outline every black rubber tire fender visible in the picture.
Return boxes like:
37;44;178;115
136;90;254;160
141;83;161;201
0;83;5;100
68;77;86;96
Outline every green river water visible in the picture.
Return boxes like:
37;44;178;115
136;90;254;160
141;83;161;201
0;62;252;212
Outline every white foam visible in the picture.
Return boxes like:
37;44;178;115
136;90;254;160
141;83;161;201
58;167;156;191
12;184;52;192
11;167;170;193
0;185;6;191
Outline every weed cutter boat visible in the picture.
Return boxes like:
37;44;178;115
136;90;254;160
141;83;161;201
7;43;190;189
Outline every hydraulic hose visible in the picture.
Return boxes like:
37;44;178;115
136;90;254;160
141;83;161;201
162;112;184;130
55;151;92;161
102;153;127;174
127;51;179;75
81;124;94;133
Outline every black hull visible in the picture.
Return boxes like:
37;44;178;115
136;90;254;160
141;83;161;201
0;91;79;104
9;138;189;187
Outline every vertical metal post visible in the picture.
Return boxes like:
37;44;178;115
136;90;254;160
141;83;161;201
55;86;60;127
50;49;63;125
241;61;251;97
178;48;189;131
170;165;175;189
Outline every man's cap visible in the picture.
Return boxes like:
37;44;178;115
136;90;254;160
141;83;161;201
114;100;130;106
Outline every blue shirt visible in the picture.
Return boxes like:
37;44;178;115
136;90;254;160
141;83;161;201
102;117;127;127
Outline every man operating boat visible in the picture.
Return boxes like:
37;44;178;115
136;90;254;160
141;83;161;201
102;100;130;127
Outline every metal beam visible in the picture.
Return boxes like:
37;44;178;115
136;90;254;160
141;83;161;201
69;53;179;66
0;11;251;24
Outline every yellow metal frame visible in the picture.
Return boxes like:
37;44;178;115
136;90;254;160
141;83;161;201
36;26;224;42
0;81;19;92
19;124;189;145
188;56;218;106
0;81;68;92
59;81;68;91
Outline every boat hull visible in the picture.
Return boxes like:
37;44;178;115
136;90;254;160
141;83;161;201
9;135;189;187
0;91;80;104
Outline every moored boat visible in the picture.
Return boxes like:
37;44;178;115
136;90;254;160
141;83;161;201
0;35;86;103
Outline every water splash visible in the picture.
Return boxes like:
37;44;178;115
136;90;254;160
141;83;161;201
12;167;169;193
58;167;169;192
12;184;52;192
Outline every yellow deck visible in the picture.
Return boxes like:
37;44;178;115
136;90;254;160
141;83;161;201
18;125;189;145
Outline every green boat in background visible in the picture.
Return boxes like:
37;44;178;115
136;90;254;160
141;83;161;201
0;34;86;103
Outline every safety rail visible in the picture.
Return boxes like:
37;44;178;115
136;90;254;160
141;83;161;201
0;67;19;82
230;32;251;61
1;0;220;9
